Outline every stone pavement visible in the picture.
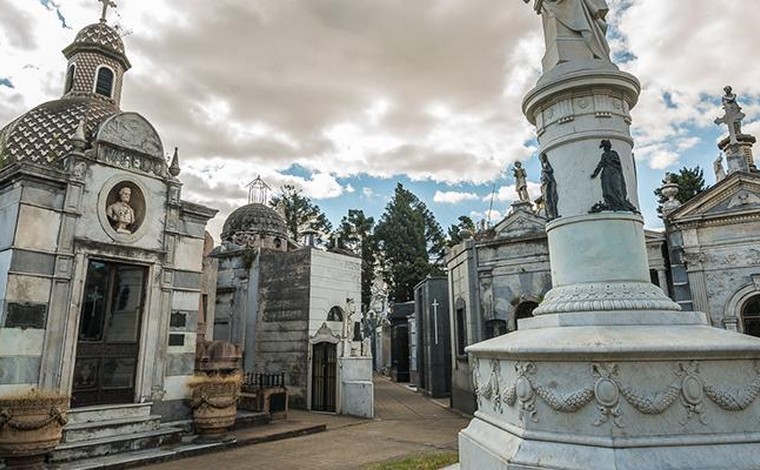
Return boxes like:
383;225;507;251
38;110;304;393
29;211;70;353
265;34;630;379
145;376;469;469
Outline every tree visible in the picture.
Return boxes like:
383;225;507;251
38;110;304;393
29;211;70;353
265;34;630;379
374;183;446;302
446;215;477;247
270;184;332;244
654;166;706;213
332;209;377;313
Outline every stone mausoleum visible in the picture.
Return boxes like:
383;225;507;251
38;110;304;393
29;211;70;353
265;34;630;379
211;180;373;417
0;11;216;428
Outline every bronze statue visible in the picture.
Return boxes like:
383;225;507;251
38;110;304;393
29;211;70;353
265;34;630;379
540;153;559;220
590;140;638;213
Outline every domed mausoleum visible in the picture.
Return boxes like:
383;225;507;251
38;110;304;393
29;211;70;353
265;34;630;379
0;7;217;460
221;202;288;251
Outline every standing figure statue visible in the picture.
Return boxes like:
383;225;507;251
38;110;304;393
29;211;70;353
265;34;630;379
539;153;559;220
714;154;727;182
590;140;638;213
523;0;611;66
106;186;135;234
513;161;530;202
715;86;746;144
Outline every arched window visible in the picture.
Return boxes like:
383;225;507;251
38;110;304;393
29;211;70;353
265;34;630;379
64;64;76;94
94;66;115;98
327;306;344;322
741;296;760;337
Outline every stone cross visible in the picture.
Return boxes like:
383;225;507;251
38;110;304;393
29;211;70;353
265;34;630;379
431;299;440;345
99;0;117;23
714;86;746;145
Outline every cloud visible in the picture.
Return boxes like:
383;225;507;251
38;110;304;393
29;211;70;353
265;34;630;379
433;190;480;204
489;182;542;203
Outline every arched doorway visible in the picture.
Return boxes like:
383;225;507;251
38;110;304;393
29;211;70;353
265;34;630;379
311;341;337;412
741;295;760;337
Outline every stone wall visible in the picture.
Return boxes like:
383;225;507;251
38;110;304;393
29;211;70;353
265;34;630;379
256;247;311;407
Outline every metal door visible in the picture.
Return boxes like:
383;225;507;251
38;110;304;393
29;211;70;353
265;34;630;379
311;342;337;412
72;260;146;407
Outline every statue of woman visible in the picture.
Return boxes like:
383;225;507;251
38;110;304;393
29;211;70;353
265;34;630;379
525;0;611;63
590;140;638;213
540;153;559;220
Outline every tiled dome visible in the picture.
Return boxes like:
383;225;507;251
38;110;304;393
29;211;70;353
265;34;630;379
222;203;288;241
72;22;125;55
0;96;118;167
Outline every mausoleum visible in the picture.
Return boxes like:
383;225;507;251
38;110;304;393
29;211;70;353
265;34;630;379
0;7;216;431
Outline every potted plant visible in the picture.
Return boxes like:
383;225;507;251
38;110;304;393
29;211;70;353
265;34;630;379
0;390;69;469
187;373;242;440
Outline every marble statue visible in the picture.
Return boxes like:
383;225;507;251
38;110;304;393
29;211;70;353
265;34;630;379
513;161;530;202
524;0;611;64
715;85;746;144
590;139;638;213
106;186;135;234
539;153;559;220
714;154;726;182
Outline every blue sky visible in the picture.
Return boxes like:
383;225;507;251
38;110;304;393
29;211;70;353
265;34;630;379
1;0;759;239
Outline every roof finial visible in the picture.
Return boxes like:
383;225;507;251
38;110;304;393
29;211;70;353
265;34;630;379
246;176;271;205
98;0;117;23
168;147;181;177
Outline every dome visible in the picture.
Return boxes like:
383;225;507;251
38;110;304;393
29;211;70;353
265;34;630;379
72;22;125;55
63;22;130;70
0;96;118;166
221;203;288;241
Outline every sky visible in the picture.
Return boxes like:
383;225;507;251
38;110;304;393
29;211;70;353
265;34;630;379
1;0;759;241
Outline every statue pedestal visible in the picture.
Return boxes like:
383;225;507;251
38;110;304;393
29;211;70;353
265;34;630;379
458;60;760;470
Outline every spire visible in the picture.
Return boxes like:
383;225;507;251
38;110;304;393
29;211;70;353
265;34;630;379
168;147;181;177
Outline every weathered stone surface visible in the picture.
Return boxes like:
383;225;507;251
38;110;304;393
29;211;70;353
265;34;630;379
173;270;201;290
9;249;56;276
0;355;41;384
165;353;195;377
15;205;61;250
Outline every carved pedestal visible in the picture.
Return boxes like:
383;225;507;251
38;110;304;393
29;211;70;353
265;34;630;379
459;60;760;470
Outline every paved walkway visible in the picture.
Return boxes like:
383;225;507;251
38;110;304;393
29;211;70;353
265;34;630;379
145;376;468;469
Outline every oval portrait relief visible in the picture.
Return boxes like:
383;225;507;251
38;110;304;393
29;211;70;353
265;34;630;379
104;182;146;235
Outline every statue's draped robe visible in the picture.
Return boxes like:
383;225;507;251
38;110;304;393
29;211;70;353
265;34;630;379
544;0;610;60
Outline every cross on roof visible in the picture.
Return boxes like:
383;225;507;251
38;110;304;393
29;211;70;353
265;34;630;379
98;0;117;23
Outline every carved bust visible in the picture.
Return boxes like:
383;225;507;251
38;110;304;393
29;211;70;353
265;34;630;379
106;186;135;234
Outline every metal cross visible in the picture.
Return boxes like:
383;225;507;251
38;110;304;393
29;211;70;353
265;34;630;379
431;299;440;345
98;0;117;23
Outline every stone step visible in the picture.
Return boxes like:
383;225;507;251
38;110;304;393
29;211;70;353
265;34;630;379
67;403;153;425
62;415;162;443
49;427;182;463
233;410;270;429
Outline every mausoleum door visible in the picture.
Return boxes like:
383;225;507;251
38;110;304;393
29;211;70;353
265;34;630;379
311;342;337;412
72;260;146;407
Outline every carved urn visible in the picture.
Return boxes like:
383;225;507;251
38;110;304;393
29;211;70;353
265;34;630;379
0;392;69;469
187;373;242;440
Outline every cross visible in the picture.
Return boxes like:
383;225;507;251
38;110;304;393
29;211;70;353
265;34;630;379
431;299;440;345
98;0;117;23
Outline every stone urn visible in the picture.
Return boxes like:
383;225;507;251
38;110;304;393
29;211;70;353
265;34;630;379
0;392;69;469
188;373;242;440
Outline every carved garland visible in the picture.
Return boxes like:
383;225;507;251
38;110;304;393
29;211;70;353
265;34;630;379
474;360;760;428
0;407;68;432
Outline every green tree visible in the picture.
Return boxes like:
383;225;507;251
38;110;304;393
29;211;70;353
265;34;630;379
270;184;332;244
374;183;446;302
446;215;477;247
332;209;377;312
654;166;706;213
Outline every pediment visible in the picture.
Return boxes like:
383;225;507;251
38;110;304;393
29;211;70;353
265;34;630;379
96;112;164;158
668;172;760;223
492;207;546;239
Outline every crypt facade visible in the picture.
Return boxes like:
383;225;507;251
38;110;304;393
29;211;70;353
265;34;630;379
0;13;216;422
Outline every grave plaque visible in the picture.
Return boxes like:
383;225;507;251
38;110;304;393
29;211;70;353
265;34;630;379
168;334;185;346
5;303;47;329
170;311;187;328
